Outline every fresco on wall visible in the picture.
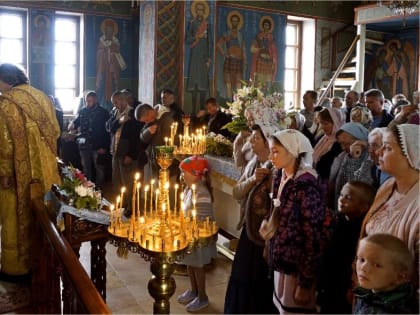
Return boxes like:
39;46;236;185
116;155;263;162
30;10;54;94
215;5;286;104
184;0;215;114
86;15;135;110
364;30;418;100
138;1;155;105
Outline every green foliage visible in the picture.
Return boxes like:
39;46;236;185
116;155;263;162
206;136;233;157
222;117;248;135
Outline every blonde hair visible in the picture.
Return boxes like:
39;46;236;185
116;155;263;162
361;233;413;277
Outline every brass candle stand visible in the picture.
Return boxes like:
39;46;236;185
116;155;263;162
173;115;206;159
108;145;218;314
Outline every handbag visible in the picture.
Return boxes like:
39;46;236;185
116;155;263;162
259;204;280;241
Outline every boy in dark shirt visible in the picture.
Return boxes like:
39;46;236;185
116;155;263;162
317;180;376;314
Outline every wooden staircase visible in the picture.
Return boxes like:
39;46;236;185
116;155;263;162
317;30;385;105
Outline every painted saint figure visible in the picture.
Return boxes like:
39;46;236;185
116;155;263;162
250;16;278;91
186;0;212;114
96;19;127;107
216;10;247;100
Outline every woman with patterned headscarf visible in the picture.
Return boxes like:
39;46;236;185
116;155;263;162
176;156;216;312
360;124;419;289
260;129;328;314
313;107;345;184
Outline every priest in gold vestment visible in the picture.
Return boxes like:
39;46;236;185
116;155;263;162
0;63;60;279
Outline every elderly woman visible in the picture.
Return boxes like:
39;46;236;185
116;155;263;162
260;129;328;314
360;124;419;288
232;106;275;169
328;122;374;210
224;123;279;314
313;107;344;183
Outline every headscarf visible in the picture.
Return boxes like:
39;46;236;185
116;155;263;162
338;122;369;141
313;107;345;165
287;110;306;131
256;122;281;142
350;106;372;129
271;129;314;169
396;124;420;170
245;104;277;126
179;155;210;177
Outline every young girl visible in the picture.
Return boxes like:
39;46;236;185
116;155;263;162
260;129;328;314
177;156;217;312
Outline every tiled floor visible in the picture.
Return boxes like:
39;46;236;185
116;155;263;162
79;239;233;314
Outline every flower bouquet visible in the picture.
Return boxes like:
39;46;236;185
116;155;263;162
223;81;290;134
59;166;102;209
206;132;233;157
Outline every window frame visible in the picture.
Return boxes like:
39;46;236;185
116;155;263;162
285;19;302;110
0;7;28;70
54;12;82;113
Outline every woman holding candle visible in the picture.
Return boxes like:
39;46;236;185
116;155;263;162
177;156;216;312
224;123;279;314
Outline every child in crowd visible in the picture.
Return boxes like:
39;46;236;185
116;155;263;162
176;156;217;312
317;181;376;314
354;233;417;314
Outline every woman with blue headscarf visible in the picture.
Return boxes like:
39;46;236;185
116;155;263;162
328;122;375;211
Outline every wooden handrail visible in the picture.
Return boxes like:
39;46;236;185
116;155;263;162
30;182;111;314
316;34;360;106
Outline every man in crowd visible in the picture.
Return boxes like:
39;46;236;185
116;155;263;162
68;91;110;189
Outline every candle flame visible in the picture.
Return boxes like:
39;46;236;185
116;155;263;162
116;196;121;203
136;182;141;189
121;186;126;193
135;172;140;180
175;183;179;189
145;185;149;192
110;204;115;211
140;216;145;224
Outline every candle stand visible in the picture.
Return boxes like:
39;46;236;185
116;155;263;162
173;115;206;158
108;145;218;314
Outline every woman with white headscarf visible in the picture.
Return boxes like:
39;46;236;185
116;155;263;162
360;124;419;289
259;129;328;314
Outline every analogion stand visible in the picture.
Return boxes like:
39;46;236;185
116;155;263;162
62;213;108;300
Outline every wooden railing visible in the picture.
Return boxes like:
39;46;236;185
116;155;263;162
316;34;360;107
30;181;111;314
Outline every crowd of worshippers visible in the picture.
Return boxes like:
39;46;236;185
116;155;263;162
65;86;419;314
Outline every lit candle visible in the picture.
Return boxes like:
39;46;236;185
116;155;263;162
180;192;185;215
150;179;155;214
155;189;159;214
120;187;126;211
191;184;196;208
136;182;141;219
174;184;179;215
165;136;169;147
164;182;170;213
144;185;149;218
110;204;115;230
116;195;121;212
